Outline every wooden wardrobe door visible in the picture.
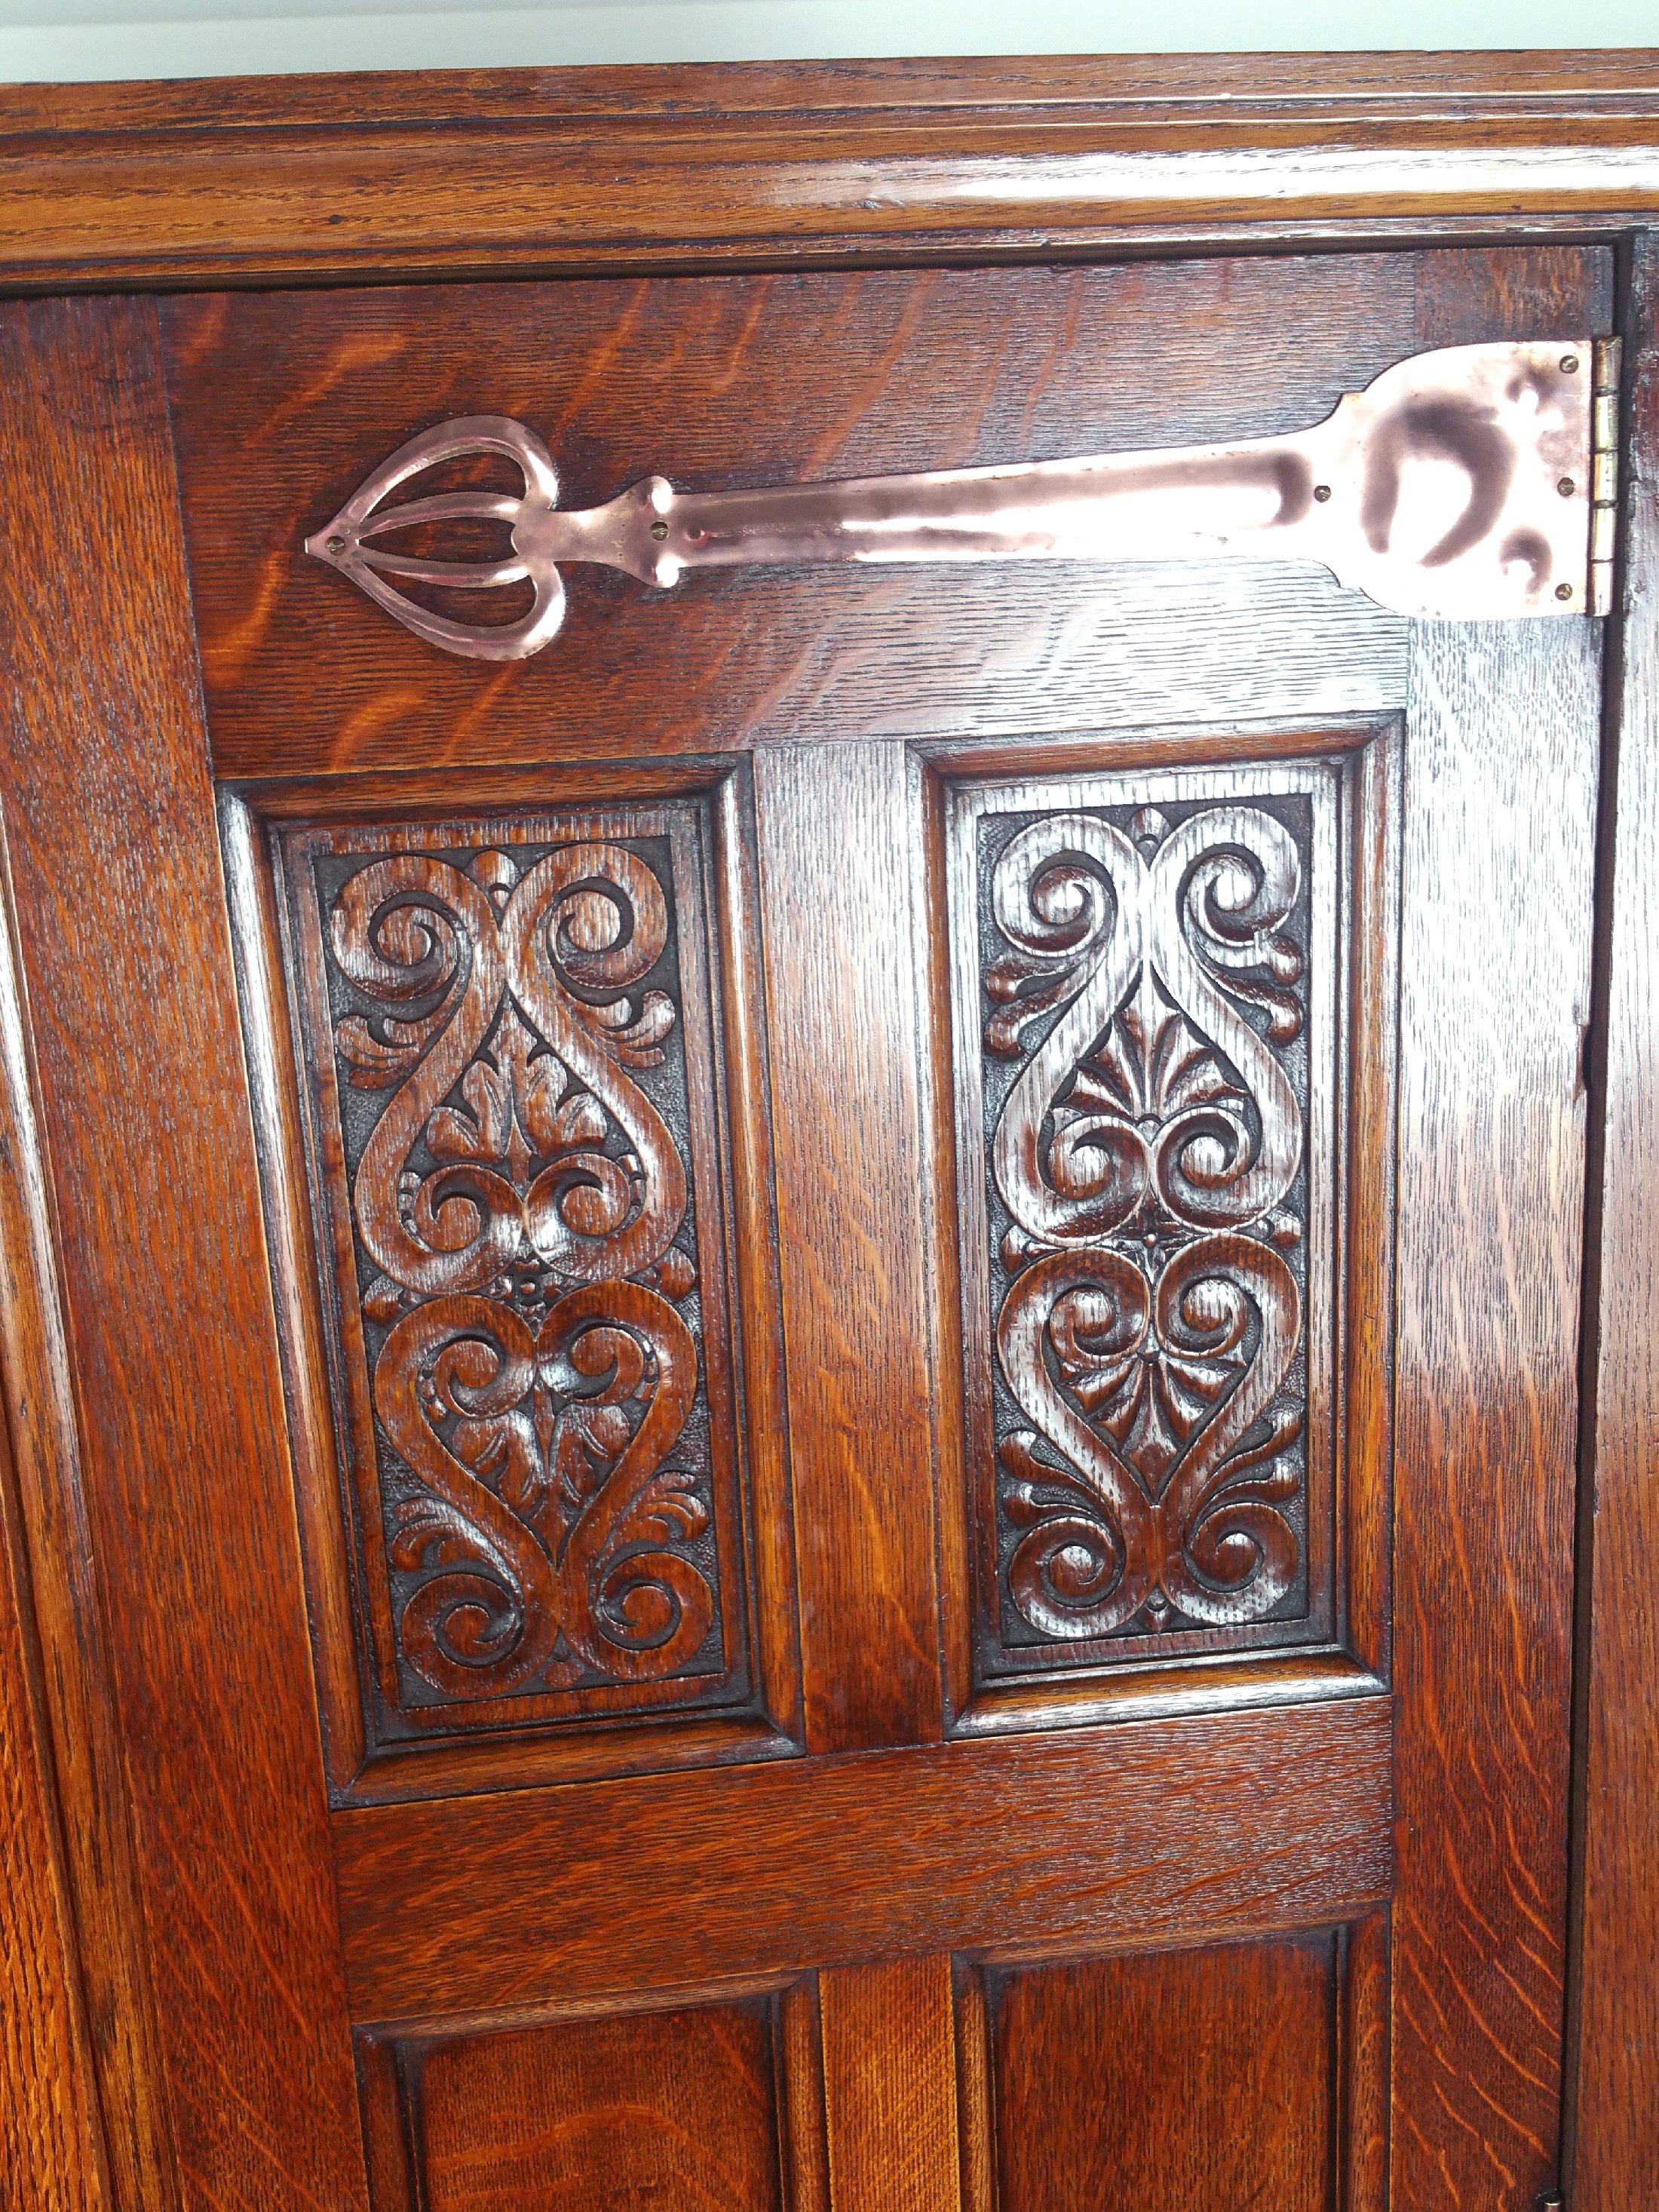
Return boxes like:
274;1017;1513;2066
0;242;1608;2212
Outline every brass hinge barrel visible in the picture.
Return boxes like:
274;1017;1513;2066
1591;336;1623;618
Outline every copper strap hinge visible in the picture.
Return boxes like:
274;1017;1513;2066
305;338;1612;663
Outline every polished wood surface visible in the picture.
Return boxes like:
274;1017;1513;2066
820;1959;963;2212
0;896;112;2209
0;76;1650;2204
334;1698;1391;2024
0;860;167;2209
987;1934;1337;2212
0;295;367;2210
161;253;1433;778
1391;615;1601;2204
2;56;1659;288
928;731;1398;1733
1569;232;1659;2212
364;1993;799;2210
223;769;802;1803
753;741;944;1751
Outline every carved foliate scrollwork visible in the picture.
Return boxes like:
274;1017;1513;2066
979;796;1312;1649
289;822;734;1729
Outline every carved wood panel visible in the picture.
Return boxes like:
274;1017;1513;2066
242;784;796;1789
936;735;1397;1710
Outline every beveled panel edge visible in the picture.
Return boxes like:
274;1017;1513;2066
353;1974;830;2212
951;1907;1389;2212
913;716;1401;1741
0;819;127;2210
218;755;805;1805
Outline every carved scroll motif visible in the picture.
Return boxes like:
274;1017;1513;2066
983;800;1310;1645
314;836;722;1710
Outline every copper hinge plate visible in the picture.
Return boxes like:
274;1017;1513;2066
305;338;1612;662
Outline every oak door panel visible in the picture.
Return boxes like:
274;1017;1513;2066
356;1987;826;2212
975;1928;1371;2212
0;236;1612;2212
927;726;1397;1733
224;762;801;1802
159;247;1608;782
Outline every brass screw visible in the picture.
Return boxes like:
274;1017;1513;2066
1561;354;1580;373
650;521;670;540
1556;582;1574;600
1313;483;1332;503
326;534;347;554
1558;477;1577;497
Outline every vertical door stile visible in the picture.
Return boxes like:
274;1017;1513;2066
0;293;368;2212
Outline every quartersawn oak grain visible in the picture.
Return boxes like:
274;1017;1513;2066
387;1998;787;2211
754;741;944;1753
0;295;368;2210
161;252;1426;778
819;1959;963;2212
987;1934;1336;2212
332;1696;1394;2024
0;184;1636;2212
0;880;112;2212
1390;609;1602;2204
0;844;170;2209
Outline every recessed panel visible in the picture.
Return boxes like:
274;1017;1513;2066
983;1934;1342;2212
936;732;1397;1713
237;778;799;1793
358;1991;820;2212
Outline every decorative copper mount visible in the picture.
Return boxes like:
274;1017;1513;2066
304;338;1621;661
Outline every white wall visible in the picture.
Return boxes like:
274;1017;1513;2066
0;0;1654;84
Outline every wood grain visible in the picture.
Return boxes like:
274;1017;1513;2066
2;58;1659;290
1568;232;1659;2212
929;737;1398;1720
820;1957;963;2212
1391;612;1602;2206
0;1039;111;2210
986;1934;1336;2212
754;742;943;1751
0;839;174;2207
0;195;1633;2210
158;254;1434;782
0;293;367;2210
221;762;803;1807
400;1999;787;2210
333;1695;1392;2023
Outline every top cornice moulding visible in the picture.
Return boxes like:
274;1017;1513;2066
2;51;1659;291
7;51;1659;133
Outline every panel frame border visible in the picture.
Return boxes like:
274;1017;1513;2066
219;753;806;1805
915;716;1401;1741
